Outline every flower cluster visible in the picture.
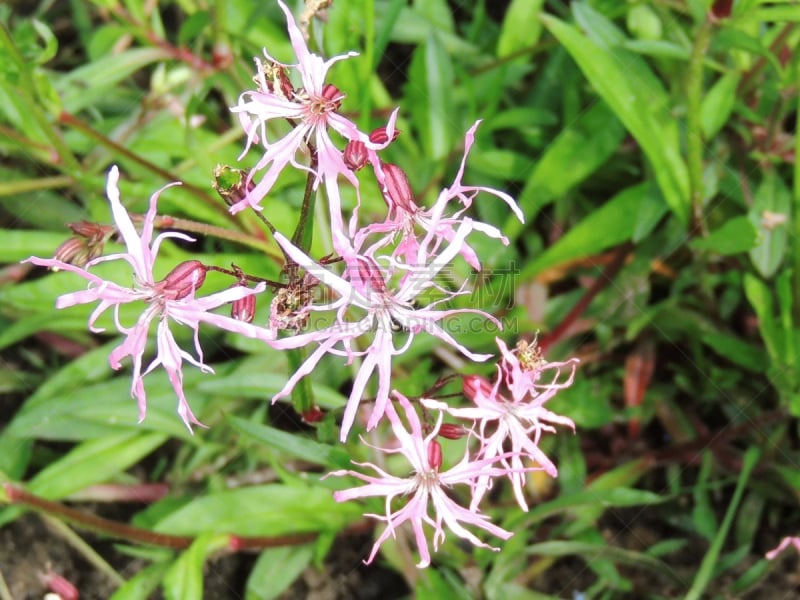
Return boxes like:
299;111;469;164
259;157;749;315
24;0;578;568
332;338;578;566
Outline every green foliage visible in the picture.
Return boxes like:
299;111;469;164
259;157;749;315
0;0;798;597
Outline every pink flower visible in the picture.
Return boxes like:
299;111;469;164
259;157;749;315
269;226;496;442
355;121;525;270
230;0;397;242
423;338;578;511
330;392;515;568
766;536;800;560
26;166;272;430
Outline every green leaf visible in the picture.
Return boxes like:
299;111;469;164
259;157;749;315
520;486;666;528
244;545;314;600
0;434;32;481
748;172;791;278
408;32;454;159
542;14;690;222
0;230;73;263
701;72;741;139
525;540;682;585
506;101;626;238
56;47;169;113
689;216;758;255
109;562;170;600
743;272;783;362
497;0;545;57
163;533;231;600
227;415;348;469
686;447;760;600
6;369;202;442
712;27;784;77
27;431;166;499
701;332;769;372
523;182;664;279
154;485;359;537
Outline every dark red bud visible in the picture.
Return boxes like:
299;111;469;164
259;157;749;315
67;220;108;240
159;260;207;300
369;126;400;146
301;406;325;423
427;439;443;471
278;69;294;99
710;0;732;20
231;288;256;323
463;375;494;403
343;140;368;171
382;163;417;213
438;423;466;440
353;257;386;294
321;84;343;109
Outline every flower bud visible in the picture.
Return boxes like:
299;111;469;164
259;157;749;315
352;257;386;294
301;406;325;423
427;439;443;472
463;375;494;403
68;220;110;240
369;126;400;146
438;423;466;440
53;237;90;267
39;570;79;600
277;68;294;99
343;140;368;171
321;83;343;110
231;288;256;323
158;260;207;300
55;221;114;267
382;163;417;213
710;0;732;20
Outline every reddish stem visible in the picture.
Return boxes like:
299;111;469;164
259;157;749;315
539;243;632;353
3;484;318;551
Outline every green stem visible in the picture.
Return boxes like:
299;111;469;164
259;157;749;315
0;175;73;197
42;513;125;587
58;111;236;225
291;150;319;252
133;214;283;261
287;346;314;415
686;18;713;235
359;0;375;132
794;61;800;322
0;23;81;172
685;446;760;600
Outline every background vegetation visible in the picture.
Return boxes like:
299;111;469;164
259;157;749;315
0;0;798;598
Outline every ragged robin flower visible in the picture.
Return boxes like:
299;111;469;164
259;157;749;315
26;166;272;430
